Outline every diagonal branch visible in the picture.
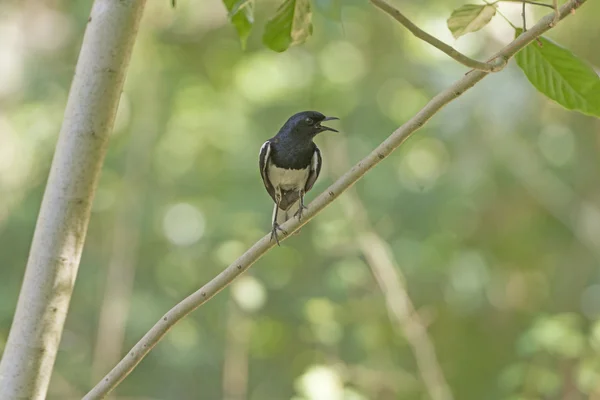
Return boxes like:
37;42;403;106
84;1;586;398
326;137;453;400
370;0;506;72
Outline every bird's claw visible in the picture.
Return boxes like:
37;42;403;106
270;223;287;246
294;204;309;220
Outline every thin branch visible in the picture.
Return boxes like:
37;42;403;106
499;0;556;9
84;1;586;398
326;136;453;400
523;1;527;31
370;0;506;72
494;6;519;29
360;232;453;400
552;0;561;24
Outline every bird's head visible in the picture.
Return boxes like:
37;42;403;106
281;111;339;139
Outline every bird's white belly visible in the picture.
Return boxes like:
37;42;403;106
267;164;309;191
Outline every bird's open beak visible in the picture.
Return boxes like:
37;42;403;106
318;116;339;133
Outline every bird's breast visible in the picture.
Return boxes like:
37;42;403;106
267;164;309;191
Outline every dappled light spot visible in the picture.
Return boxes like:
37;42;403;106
0;116;29;187
444;250;489;313
91;187;116;213
576;357;600;395
353;323;386;351
215;240;246;265
294;365;344;400
26;3;72;52
235;50;314;104
538;124;575;166
319;41;366;85
523;313;585;358
581;284;600;319
336;7;370;45
162;203;205;246
231;276;267;312
304;298;342;345
155;253;201;294
250;318;286;357
576;204;600;248
397;137;449;192
304;298;335;325
166;319;200;352
507;271;548;311
488;2;527;41
589;320;600;352
312;218;354;252
0;16;24;97
154;118;203;181
331;258;370;289
261;247;298;289
311;86;359;118
376;79;429;124
315;322;342;346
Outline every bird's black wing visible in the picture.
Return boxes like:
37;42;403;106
304;146;322;193
259;140;277;203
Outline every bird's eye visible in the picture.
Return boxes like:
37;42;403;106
304;117;314;125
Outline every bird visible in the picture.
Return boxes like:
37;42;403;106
259;111;339;245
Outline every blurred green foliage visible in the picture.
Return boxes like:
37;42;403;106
0;0;599;399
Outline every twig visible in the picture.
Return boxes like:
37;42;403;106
494;6;519;29
552;0;560;24
83;1;586;398
370;0;506;72
326;136;453;400
498;0;556;9
523;1;527;31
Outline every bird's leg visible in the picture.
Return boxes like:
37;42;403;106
270;194;287;246
294;190;308;220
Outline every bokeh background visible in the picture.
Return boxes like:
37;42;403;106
1;0;600;399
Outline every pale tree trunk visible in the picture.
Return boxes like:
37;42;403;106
0;1;146;399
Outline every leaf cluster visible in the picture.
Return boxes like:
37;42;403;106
217;0;599;118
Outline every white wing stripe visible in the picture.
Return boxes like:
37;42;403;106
259;141;269;156
311;151;319;171
260;141;271;174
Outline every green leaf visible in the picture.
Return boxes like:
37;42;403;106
515;29;600;117
314;0;342;22
447;4;497;39
263;0;313;53
223;0;254;49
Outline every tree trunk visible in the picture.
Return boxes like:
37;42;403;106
0;1;146;399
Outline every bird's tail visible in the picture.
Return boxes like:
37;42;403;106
273;200;301;226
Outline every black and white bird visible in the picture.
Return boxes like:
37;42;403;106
259;111;339;245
